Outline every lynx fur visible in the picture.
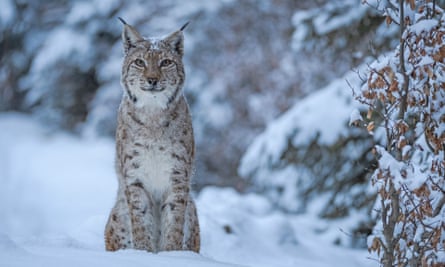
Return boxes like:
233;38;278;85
105;18;200;253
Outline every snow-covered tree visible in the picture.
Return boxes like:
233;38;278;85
238;1;399;247
355;0;445;265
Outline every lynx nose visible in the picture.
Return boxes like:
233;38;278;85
147;78;158;86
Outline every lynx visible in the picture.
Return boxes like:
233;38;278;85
104;18;200;253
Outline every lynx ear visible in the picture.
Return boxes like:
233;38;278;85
118;17;143;54
164;22;189;56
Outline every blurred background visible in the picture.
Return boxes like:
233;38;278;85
0;0;407;248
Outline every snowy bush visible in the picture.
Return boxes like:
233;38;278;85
357;0;445;265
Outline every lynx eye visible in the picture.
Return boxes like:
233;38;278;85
134;58;145;67
160;59;173;67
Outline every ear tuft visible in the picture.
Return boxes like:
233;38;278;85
119;18;143;54
164;22;190;56
118;17;127;25
180;21;190;32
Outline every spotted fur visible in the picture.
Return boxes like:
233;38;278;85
105;19;200;253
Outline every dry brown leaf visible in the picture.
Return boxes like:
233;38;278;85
386;15;392;26
367;121;375;132
408;0;416;10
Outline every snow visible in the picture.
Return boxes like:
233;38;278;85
1;244;240;267
292;1;369;51
349;108;363;126
374;145;429;191
0;113;375;267
409;19;439;35
312;3;367;36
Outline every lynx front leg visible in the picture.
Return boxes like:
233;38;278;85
184;198;200;252
159;190;188;251
126;182;157;251
105;197;132;251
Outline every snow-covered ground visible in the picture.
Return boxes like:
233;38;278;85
0;113;376;267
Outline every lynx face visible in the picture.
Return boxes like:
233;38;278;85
120;21;186;110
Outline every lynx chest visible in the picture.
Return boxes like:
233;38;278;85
124;133;175;197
